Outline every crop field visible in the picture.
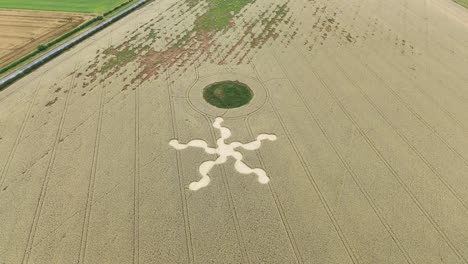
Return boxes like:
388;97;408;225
454;0;468;9
0;10;93;68
0;0;128;13
0;0;467;263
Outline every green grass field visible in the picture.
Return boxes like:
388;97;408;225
454;0;468;8
0;0;128;13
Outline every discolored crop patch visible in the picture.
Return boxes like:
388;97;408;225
45;97;58;107
83;0;297;87
100;46;137;74
191;0;256;32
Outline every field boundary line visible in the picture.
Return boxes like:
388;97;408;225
21;63;80;264
295;46;467;263
251;60;359;264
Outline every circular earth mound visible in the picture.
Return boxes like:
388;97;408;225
203;81;253;109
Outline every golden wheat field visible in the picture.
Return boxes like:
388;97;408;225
1;0;468;263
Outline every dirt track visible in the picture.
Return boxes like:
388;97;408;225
0;0;468;263
0;10;93;68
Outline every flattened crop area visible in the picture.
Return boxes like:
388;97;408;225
0;10;92;68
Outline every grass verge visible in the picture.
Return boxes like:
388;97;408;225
453;0;468;8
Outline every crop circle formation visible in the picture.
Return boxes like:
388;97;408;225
203;81;253;109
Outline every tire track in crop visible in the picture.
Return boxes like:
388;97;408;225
272;49;414;264
22;63;80;264
205;116;251;264
371;0;468;82
326;0;468;139
133;76;141;264
324;45;468;213
77;65;108;264
167;69;194;264
352;46;468;184
251;61;359;264
397;0;468;63
244;116;303;264
0;76;43;190
296;46;468;264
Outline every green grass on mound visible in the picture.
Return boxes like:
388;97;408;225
0;0;128;13
203;81;253;109
453;0;468;8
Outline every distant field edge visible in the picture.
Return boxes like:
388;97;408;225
453;0;468;8
0;17;98;77
0;0;136;76
0;0;147;90
0;0;130;13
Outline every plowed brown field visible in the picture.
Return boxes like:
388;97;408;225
0;10;93;68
